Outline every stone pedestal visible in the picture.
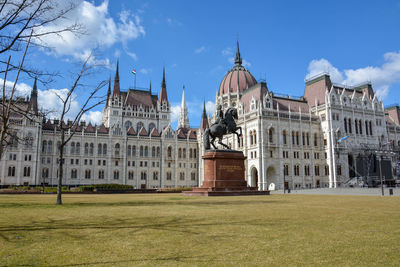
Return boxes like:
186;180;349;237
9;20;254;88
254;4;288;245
183;150;269;196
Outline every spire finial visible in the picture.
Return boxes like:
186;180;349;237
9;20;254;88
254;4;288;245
32;77;38;98
162;66;166;88
149;80;152;94
234;39;242;66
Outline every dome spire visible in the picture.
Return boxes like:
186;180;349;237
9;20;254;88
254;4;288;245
234;39;242;66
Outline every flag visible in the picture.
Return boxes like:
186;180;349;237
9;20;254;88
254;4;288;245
132;69;136;75
337;135;350;144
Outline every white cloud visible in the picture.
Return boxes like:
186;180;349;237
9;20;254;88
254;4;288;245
0;78;32;98
139;68;152;74
170;104;181;123
166;17;182;27
305;58;344;83
36;0;145;62
195;46;206;54
81;111;102;125
222;47;233;56
205;101;215;116
305;53;400;100
126;51;138;61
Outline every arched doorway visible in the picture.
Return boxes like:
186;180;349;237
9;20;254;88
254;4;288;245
251;167;258;189
266;166;277;190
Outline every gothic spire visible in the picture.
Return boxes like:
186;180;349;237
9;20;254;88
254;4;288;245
149;80;152;94
106;77;111;108
113;60;120;96
28;77;38;114
200;100;209;132
234;39;242;66
159;66;168;103
178;85;189;129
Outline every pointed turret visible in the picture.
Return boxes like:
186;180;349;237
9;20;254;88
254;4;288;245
105;78;111;108
200;101;209;132
112;60;120;97
28;77;38;114
234;39;242;66
149;80;152;95
178;85;190;129
159;66;168;103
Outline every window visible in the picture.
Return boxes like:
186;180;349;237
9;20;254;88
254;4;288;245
8;166;16;176
115;143;120;156
140;146;144;157
71;169;77;179
369;121;372;136
144;146;148;157
294;165;300;176
191;172;196;181
89;143;94;155
113;170;119;180
98;143;102;155
103;144;107;155
183;148;186;158
23;166;31;177
153;172;158;180
178;148;182;158
71;142;75;154
132;145;136;156
348;119;352;134
296;132;299;145
157;147;160;157
76;142;80;154
166;172;172;180
302;133;305;146
315;165;320;176
128;171;134;180
168;146;173;158
179;172;185;181
292;131;295;145
141;171;147;180
337;165;342;176
313;133;318;147
48;141;53;153
250;131;253;145
304;165;310;176
306;133;310;146
344;118;348;133
264;128;271;144
152;146;156;157
85;170;91;179
282;130;287;145
128;145;132;157
84;143;89;155
189;148;193;159
284;164;289;176
355;119;358;134
42;168;49;178
325;165;329;176
365;121;369;135
359;120;363;135
42;140;47;153
98;170;104;179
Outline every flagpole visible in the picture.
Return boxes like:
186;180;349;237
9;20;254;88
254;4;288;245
135;72;136;89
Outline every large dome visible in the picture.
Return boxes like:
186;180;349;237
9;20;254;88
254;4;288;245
218;41;257;96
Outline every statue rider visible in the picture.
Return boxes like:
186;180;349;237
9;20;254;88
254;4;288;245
215;105;224;125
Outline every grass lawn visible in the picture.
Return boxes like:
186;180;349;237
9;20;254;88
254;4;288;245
0;194;399;266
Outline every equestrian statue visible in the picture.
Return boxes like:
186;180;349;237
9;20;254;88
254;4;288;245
203;106;242;150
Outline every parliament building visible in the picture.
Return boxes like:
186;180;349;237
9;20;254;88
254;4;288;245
1;43;400;189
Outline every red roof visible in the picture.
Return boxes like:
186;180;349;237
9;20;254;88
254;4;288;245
219;66;257;96
85;123;95;133
273;97;310;114
138;126;148;136
188;130;197;139
127;126;136;136
150;127;160;137
97;124;109;134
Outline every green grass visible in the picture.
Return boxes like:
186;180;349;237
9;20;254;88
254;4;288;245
0;194;399;266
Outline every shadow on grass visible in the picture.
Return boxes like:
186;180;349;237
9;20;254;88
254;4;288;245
0;198;287;209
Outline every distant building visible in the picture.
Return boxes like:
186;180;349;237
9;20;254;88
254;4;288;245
1;43;400;189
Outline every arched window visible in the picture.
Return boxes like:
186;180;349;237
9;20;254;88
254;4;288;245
157;147;160;157
132;145;136;156
189;148;193;158
250;131;253;145
125;121;132;131
144;146;148;157
149;123;156;133
71;169;77;179
136;122;144;133
153;172;158;180
152;146;156;157
8;166;16;176
97;143;102;155
269;128;274;143
306;133;310;146
355;119;358;134
296;132;299;145
314;133;318;147
369;121;372;135
47;141;52;153
302;132;305;146
178;148;182;158
344;118;348;133
253;130;257;144
42;140;47;153
84;143;89;155
85;170;91;179
127;145;132;157
71;142;75;154
89;143;94;155
103;144;107;155
42;168;49;178
115;143;120;156
113;170;119;180
194;149;197;158
365;121;369;135
292;131;295;145
183;148;186;158
359;120;363;135
23;166;31;177
282;130;287;145
140;146;143;157
76;142;80;154
348;119;352;133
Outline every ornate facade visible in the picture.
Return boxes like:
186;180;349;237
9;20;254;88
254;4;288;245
1;44;400;189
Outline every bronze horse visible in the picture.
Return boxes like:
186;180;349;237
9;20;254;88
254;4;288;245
203;107;242;150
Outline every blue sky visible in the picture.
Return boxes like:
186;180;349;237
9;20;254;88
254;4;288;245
6;0;400;129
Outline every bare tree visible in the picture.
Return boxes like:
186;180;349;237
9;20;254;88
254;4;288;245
0;0;83;83
54;55;107;205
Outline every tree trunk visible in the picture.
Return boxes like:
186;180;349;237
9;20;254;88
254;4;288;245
56;129;65;205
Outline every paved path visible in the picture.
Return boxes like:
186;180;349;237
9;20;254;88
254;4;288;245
270;188;400;196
